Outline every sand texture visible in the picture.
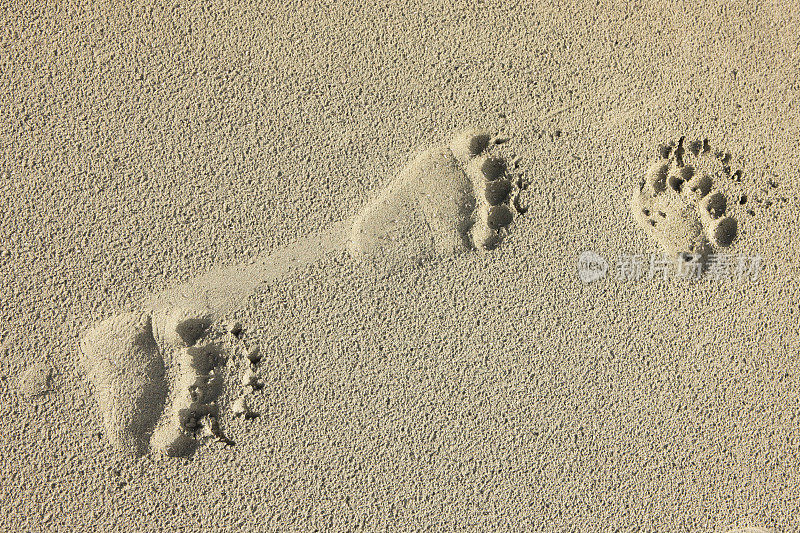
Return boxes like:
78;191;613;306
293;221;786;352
2;1;800;530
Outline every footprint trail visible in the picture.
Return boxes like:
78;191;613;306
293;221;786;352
81;128;524;457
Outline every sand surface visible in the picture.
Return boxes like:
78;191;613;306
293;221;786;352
3;1;800;530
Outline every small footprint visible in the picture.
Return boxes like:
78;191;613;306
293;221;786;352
630;137;739;262
348;129;520;263
19;362;54;398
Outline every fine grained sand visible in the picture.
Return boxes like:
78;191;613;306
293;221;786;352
2;1;799;530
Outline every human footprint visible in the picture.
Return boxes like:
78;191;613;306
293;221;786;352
631;137;739;263
80;128;525;457
348;128;519;263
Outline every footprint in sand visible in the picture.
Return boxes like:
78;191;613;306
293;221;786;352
80;128;523;457
349;128;518;262
631;136;739;263
81;307;233;457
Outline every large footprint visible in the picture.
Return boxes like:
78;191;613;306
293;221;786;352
81;128;523;457
348;128;518;263
631;137;739;261
81;307;233;457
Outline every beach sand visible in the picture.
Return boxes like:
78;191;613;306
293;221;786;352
2;1;799;530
